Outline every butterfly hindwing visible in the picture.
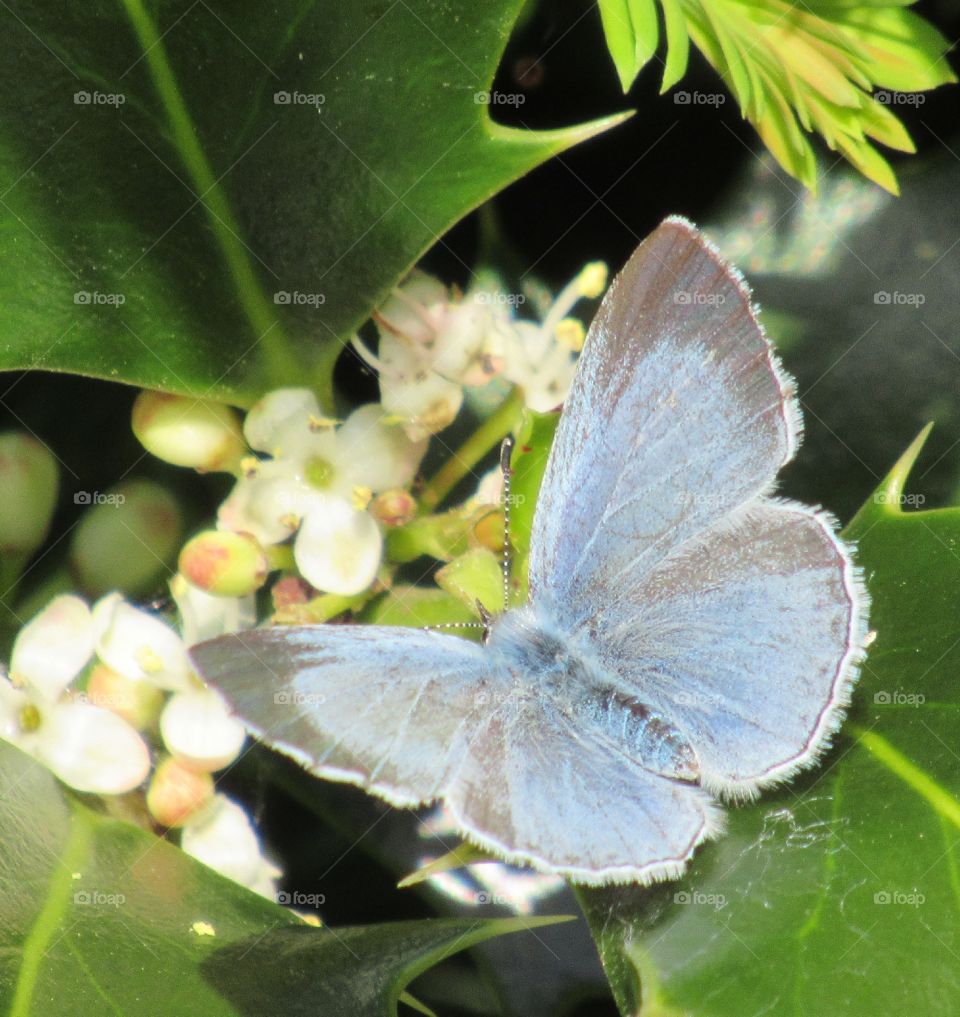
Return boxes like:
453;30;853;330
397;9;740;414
587;498;866;798
444;692;723;886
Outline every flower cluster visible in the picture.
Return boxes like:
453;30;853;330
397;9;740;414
0;583;277;896
353;262;607;437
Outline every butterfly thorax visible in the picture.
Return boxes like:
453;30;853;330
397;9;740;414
485;603;594;695
486;603;699;782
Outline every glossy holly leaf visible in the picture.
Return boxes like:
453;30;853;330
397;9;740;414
0;1;625;405
578;426;960;1015
0;740;570;1016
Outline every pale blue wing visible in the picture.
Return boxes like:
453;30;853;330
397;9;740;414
588;498;868;798
190;626;497;808
528;216;799;630
444;691;723;886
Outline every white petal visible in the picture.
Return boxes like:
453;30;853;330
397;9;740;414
294;498;383;595
379;367;463;441
93;594;192;692
501;323;577;413
218;461;307;545
376;271;448;348
160;689;246;771
38;702;150;794
431;302;507;387
10;595;94;701
243;388;319;455
170;574;256;647
181;795;281;894
335;404;427;492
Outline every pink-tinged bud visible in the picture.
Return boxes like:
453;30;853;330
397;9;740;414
147;755;215;828
70;480;182;597
178;530;269;597
369;488;417;528
0;432;59;554
271;575;312;612
132;391;245;472
86;662;165;730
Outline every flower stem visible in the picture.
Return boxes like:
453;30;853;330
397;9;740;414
419;387;524;513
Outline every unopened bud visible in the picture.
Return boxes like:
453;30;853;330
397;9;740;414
0;432;59;554
70;480;182;597
86;663;165;730
369;488;417;527
271;575;312;612
470;508;505;552
147;755;215;828
132;391;245;472
178;530;269;597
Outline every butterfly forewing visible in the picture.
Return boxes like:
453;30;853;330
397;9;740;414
191;625;497;808
527;216;798;630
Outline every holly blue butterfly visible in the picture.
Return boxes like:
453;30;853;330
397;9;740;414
191;217;869;885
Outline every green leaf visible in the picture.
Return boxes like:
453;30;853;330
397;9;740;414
0;740;569;1016
599;0;644;92
824;6;958;92
504;409;559;597
579;426;960;1015
0;2;625;404
598;0;955;192
398;843;495;889
658;0;691;93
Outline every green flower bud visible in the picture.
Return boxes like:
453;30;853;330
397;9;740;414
70;480;182;596
132;391;245;472
178;530;269;597
0;432;59;554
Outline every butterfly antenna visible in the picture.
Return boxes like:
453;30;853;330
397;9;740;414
500;435;515;613
423;438;514;640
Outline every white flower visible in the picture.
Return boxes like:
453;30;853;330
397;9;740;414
0;595;150;794
181;794;281;897
500;262;608;412
356;262;608;429
159;688;246;773
353;270;512;440
160;575;251;772
219;390;426;595
93;593;193;693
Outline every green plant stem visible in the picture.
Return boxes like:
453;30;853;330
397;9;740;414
120;0;302;389
419;387;525;513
